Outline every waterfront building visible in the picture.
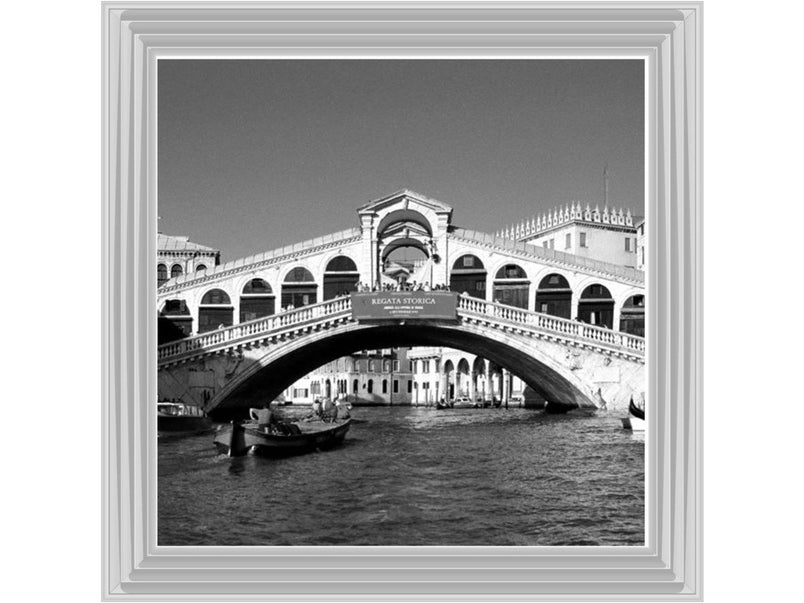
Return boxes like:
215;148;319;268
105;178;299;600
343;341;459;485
407;347;528;406
497;203;641;269
282;348;413;405
635;218;646;270
284;346;530;408
157;233;221;288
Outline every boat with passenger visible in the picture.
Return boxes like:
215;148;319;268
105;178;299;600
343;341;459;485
213;405;352;457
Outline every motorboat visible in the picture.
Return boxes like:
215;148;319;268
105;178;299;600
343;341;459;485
157;402;213;435
451;396;478;409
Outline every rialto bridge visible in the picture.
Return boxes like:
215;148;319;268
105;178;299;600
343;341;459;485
157;190;645;419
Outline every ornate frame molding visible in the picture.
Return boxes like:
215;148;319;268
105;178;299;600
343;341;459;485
102;2;702;599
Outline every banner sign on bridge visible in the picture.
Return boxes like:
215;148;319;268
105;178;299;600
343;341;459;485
351;292;458;321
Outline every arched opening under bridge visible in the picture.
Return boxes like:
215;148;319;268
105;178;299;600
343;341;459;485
206;322;596;420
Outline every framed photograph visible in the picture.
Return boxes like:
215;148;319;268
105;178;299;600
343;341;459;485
103;1;702;599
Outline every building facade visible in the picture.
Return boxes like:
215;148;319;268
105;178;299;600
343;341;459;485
283;348;414;406
407;347;528;406
497;203;641;269
157;234;221;287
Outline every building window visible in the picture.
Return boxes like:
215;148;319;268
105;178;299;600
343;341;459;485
565;233;571;249
367;379;373;394
368;360;375;372
580;232;587;247
549;239;555;250
196;264;207;272
542;241;548;248
170;264;183;279
382;380;388;394
423;360;430;373
384;360;391;373
393;360;400;371
407;381;412;393
625;237;631;252
394;380;399;393
311;382;321;395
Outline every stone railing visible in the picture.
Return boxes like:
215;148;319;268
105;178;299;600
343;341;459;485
157;296;353;363
158;294;645;365
157;227;362;296
449;228;645;285
456;295;645;356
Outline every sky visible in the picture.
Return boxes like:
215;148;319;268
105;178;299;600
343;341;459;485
158;60;644;263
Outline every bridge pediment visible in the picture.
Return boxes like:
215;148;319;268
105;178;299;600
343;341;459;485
358;189;453;222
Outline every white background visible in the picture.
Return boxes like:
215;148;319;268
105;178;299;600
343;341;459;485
2;0;801;601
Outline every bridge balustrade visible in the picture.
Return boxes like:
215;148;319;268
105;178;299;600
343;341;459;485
455;295;645;355
156;297;352;361
158;294;644;364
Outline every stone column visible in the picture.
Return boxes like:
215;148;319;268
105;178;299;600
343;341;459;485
502;368;510;408
571;290;580;321
613;301;622;332
469;371;476;404
440;371;448;403
484;360;493;403
358;213;377;286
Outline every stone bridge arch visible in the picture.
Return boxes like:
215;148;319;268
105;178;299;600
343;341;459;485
185;319;613;420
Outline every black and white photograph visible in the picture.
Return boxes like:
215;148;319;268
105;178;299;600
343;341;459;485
155;59;647;547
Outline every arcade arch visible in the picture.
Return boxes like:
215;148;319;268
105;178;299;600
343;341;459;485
198;288;233;333
450;254;486;299
281;267;317;309
239;278;275;323
157;264;168;287
578;284;615;328
493;264;530;309
443;359;455;399
158;299;192;343
620;294;645;336
535;273;572;318
324;255;359;300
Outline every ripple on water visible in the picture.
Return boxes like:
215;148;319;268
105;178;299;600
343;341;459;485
158;407;644;546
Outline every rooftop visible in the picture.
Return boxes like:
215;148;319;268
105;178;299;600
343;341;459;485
158;234;219;253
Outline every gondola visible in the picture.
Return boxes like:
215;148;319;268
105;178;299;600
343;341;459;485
622;397;645;431
628;398;645;421
213;418;352;457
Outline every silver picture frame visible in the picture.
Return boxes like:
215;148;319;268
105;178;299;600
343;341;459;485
102;1;702;599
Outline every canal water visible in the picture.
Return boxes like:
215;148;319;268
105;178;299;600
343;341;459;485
158;407;644;546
